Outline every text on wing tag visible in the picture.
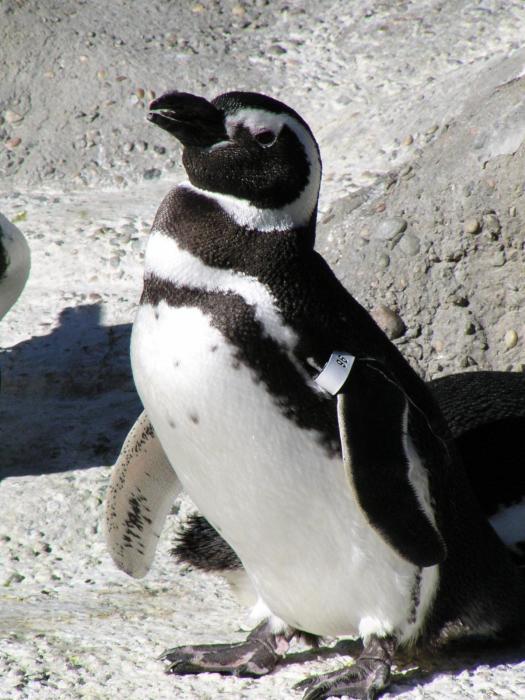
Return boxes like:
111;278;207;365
315;351;355;395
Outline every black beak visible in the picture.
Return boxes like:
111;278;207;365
147;91;228;148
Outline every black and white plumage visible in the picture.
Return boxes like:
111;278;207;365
170;368;525;576
430;371;525;565
105;90;525;699
0;212;30;321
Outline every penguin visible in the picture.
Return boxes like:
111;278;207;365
170;369;525;572
0;212;30;321
1;212;30;395
430;371;525;566
107;369;525;608
106;90;525;699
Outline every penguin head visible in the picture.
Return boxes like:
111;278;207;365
148;90;321;217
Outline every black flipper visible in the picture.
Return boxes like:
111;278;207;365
337;360;446;568
171;370;523;574
429;371;525;515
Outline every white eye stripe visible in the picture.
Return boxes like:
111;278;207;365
224;108;320;162
225;109;286;139
228;119;280;144
197;106;322;230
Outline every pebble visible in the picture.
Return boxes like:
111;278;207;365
121;223;137;235
399;234;420;256
464;217;480;234
5;137;22;149
460;355;477;368
135;88;145;100
403;134;414;146
465;322;476;336
504;329;518;349
12;210;27;222
371;305;406;340
451;294;469;307
5;110;23;124
483;212;501;238
375;216;407;241
377;253;390;269
492;251;505;267
97;69;107;81
143;168;161;180
433;339;444;353
109;256;120;269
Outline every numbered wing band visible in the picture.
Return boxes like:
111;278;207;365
315;351;355;394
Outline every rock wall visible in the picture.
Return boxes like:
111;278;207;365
317;51;525;378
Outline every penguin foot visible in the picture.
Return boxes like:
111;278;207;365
159;620;292;678
294;635;396;700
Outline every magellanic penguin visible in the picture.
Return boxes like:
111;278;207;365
0;212;30;321
106;90;525;699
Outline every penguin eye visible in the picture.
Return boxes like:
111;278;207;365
254;130;277;147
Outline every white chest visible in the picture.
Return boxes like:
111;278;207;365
131;301;437;640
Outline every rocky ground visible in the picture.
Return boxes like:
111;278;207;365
1;1;525;698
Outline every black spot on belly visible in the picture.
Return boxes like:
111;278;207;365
210;344;218;353
167;417;176;429
231;359;241;370
141;277;340;457
189;413;199;424
174;360;180;368
154;309;160;320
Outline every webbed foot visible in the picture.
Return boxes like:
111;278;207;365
294;635;396;700
160;619;292;678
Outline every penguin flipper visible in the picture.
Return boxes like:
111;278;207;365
337;361;446;568
105;410;182;578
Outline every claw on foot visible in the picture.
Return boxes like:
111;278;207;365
295;635;397;700
160;620;293;678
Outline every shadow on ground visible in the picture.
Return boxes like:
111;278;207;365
389;639;525;697
0;303;141;479
282;637;525;697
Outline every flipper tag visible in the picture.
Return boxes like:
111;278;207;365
315;351;355;395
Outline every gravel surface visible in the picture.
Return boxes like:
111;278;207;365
2;2;525;698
